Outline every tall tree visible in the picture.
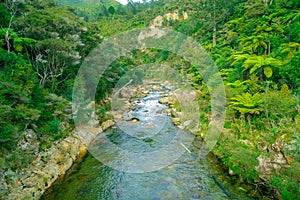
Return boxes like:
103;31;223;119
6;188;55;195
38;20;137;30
0;0;17;52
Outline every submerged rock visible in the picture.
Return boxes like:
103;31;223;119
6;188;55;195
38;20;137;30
146;123;155;129
143;138;154;143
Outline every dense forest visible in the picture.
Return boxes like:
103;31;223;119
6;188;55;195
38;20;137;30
0;0;299;199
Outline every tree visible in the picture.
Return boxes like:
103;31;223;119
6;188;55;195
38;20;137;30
279;42;300;90
230;92;263;125
191;0;240;44
108;6;115;16
0;0;17;52
241;35;268;55
212;0;217;46
30;39;75;90
232;54;283;81
262;0;274;5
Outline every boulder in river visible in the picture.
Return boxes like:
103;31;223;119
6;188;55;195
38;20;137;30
132;117;140;123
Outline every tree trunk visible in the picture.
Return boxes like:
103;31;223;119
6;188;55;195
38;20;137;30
246;68;250;80
260;69;264;82
2;0;17;53
268;37;271;55
5;31;11;52
247;114;252;133
212;0;217;46
116;79;133;98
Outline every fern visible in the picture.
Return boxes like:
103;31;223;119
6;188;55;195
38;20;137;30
230;93;263;115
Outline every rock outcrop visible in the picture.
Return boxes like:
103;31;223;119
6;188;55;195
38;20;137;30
2;106;115;200
255;140;290;181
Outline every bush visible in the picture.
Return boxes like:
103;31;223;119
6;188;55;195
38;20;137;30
261;84;297;124
39;118;62;140
214;135;260;182
271;166;300;200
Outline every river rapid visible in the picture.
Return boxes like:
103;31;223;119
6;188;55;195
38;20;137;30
42;84;257;200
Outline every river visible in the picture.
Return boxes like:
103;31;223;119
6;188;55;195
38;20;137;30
42;85;257;200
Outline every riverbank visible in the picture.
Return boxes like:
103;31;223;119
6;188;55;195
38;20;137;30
1;112;115;200
160;84;299;199
4;131;87;200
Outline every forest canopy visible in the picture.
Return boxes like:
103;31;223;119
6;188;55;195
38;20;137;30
0;0;299;199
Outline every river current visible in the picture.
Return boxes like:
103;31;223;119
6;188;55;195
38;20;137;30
42;86;256;200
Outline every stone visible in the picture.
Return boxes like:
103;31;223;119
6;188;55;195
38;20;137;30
166;109;172;116
132;118;139;123
146;123;155;129
151;85;160;91
4;127;92;199
183;120;192;127
171;109;181;118
101;120;115;131
255;152;288;181
178;125;185;130
159;97;169;105
124;113;133;121
229;168;235;176
117;87;136;98
156;109;163;114
141;90;149;95
17;129;40;156
172;118;181;126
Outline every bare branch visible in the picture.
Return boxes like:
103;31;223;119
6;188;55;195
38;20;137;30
2;0;17;52
31;46;69;89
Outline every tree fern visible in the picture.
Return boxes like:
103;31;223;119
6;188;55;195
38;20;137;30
230;92;263;115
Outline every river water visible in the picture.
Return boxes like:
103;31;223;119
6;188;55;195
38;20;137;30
42;86;257;200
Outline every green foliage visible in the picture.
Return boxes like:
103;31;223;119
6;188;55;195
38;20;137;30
215;137;260;182
0;1;299;199
5;150;33;170
0;3;11;27
270;167;300;200
0;50;40;150
231;54;283;79
261;84;297;122
56;0;121;21
108;6;116;15
230;93;262;115
279;43;300;92
96;105;114;124
39;118;61;140
198;2;300;197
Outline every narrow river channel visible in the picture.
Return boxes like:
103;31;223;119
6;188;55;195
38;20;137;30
42;85;257;200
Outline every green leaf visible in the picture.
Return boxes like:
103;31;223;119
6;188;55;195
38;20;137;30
230;93;263;115
264;67;273;78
